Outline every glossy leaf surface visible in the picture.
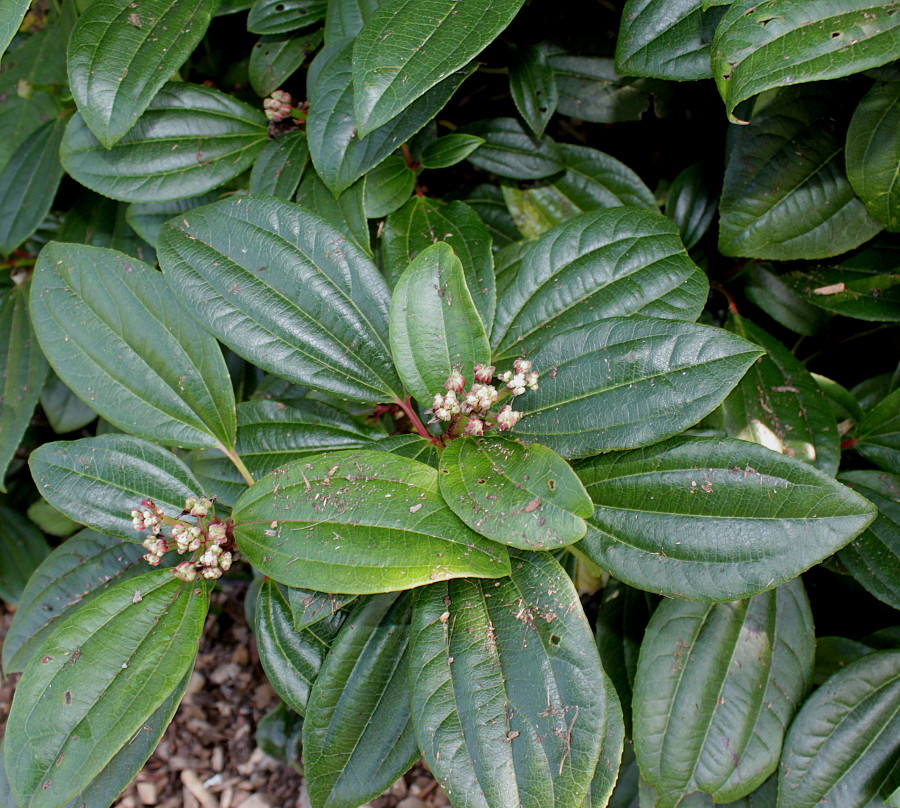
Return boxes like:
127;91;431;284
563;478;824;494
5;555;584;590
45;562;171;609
29;435;203;541
233;450;511;593
575;436;877;601
158;195;402;403
856;388;900;473
420;133;485;169
550;54;655;123
491;209;707;357
351;0;525;135
248;0;327;34
363;154;415;219
39;373;97;434
389;242;491;405
514;317;761;459
461;117;563;180
249;131;309;200
0;0;29;64
30;242;236;449
61;83;269;203
410;550;619;808
438;435;593;549
288;587;356;631
295;170;371;255
67;0;218;147
0;506;49;606
509;43;557;136
250;31;323;96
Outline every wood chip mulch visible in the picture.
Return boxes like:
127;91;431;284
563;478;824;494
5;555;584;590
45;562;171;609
1;583;448;808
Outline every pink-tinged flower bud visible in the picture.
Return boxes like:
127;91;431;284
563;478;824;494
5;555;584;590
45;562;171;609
202;567;223;580
445;369;466;392
443;390;461;414
190;496;214;518
496;405;522;431
464;418;485;436
513;359;532;374
141;498;156;510
208;522;227;543
173;562;197;582
143;553;162;566
474;363;494;384
219;552;233;572
506;373;527;396
497;370;513;383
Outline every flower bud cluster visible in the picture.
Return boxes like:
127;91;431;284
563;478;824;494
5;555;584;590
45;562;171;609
132;496;233;582
425;360;538;435
263;89;293;122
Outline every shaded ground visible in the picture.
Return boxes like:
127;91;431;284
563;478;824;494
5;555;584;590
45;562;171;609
1;585;447;808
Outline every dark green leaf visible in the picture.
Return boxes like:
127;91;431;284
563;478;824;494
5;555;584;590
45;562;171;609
723;315;840;475
550;54;654;122
491;209;707;358
459;183;520;248
369;433;439;467
847;81;900;231
30;242;236;449
68;0;218;147
0;283;48;491
718;85;882;259
419;133;485;169
234;449;510;593
856;388;900;473
295;169;371;254
0;115;66;255
814;636;875;686
26;499;79;538
493;241;530;299
383;196;495;332
158;195;402;403
712;1;900;122
125;193;219;250
514;317;761;458
249;131;310;199
0;0;30;64
837;471;900;610
307;38;471;194
389;242;491;404
410;550;620;808
438;435;593;550
287;587;356;630
256;702;304;765
582;694;626;808
509;43;557;136
351;0;526;135
779;650;900;808
59;190;158;264
39;372;96;434
5;571;208;808
324;0;378;41
0;505;49;606
460;117;563;180
29;435;204;541
634;580;814;805
248;0;327;34
254;578;334;716
251;30;323;97
741;264;828;337
813;372;864;424
575;436;877;601
616;0;725;80
2;529;148;673
304;592;419;808
61;83;269;203
853;371;896;412
664;163;717;250
363;154;415;218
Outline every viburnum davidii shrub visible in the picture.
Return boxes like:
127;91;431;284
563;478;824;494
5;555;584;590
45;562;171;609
0;0;898;807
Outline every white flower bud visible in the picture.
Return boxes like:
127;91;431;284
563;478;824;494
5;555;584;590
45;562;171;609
496;405;522;431
202;567;223;580
513;359;532;373
219;552;233;572
474;363;494;384
445;369;466;392
464;418;485;436
143;553;161;566
498;370;513;383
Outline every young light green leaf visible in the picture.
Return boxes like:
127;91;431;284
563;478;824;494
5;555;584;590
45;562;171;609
0;0;29;64
30;242;236;450
420;133;485;169
295;169;371;254
158;195;402;403
304;592;420;808
712;0;900;122
438;435;593;550
352;0;526;135
718;85;882;260
248;0;327;34
575;436;877;602
633;580;814;805
855;387;900;473
287;587;356;631
67;0;219;147
61;83;269;203
410;551;620;808
0;115;67;255
838;471;900;611
363;154;415;219
846;80;900;231
233;449;511;594
249;131;310;199
250;30;323;96
383;197;495;332
723;315;840;476
307;39;471;194
615;0;725;80
491;209;707;357
125;192;219;249
29;435;203;541
550;54;655;123
509;43;558;136
0;283;48;492
778;650;900;808
0;505;49;606
324;0;379;41
664;163;717;250
255;578;336;716
39;373;96;434
460;117;564;180
514;317;761;459
389;242;491;404
5;570;208;808
2;530;149;673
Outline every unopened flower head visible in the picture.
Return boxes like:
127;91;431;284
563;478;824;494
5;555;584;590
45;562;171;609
184;495;214;518
207;522;227;544
445;369;466;392
264;89;293;121
474;364;494;384
513;359;532;374
429;390;461;422
496;405;523;431
464;417;485;436
173;562;197;582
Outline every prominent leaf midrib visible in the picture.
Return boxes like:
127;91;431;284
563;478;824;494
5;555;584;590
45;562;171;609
589;498;858;523
182;216;395;397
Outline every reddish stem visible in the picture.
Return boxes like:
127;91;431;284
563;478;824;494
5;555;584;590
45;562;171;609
840;438;858;450
710;282;740;315
396;396;434;441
